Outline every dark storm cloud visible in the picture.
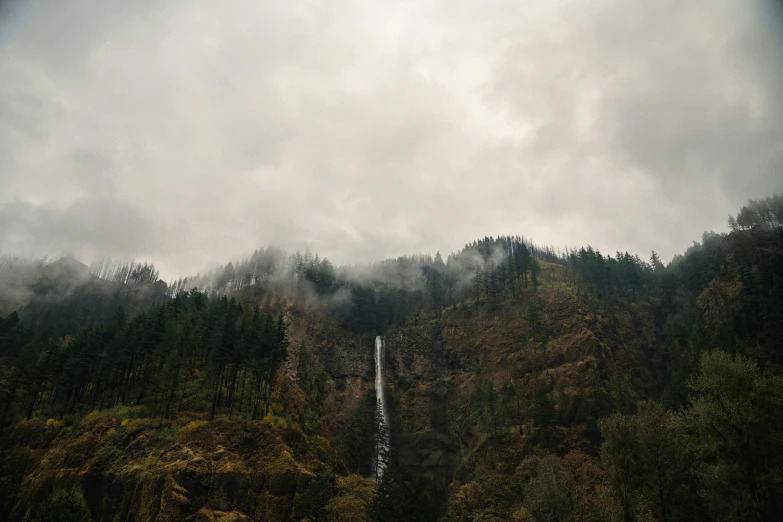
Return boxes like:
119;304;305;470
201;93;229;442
0;0;781;278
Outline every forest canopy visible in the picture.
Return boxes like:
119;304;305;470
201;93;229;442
0;194;782;521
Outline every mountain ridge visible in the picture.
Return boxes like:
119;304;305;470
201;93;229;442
1;194;782;521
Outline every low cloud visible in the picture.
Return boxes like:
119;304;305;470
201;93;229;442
1;0;781;278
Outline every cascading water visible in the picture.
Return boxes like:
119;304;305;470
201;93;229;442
374;335;390;480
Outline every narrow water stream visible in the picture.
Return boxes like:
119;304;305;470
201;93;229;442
374;335;389;479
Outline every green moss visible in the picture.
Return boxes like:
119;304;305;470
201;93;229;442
115;405;151;419
173;420;212;447
307;435;335;465
27;486;93;522
134;473;165;521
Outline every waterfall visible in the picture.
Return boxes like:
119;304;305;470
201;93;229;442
374;335;390;480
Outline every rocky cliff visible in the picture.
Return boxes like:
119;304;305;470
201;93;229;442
285;278;663;509
0;276;664;521
0;375;339;522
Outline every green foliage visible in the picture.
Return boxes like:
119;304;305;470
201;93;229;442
469;379;502;436
341;391;376;475
27;487;93;522
371;455;434;522
599;402;701;522
0;290;290;428
596;351;783;522
517;451;607;522
326;475;376;522
728;193;783;232
684;351;783;521
530;380;556;443
2;195;783;522
292;471;334;522
297;341;313;394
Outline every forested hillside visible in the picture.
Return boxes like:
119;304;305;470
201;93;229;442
0;194;782;521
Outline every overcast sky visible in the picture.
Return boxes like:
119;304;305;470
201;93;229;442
1;0;782;278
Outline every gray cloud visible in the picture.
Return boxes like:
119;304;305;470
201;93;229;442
1;0;781;278
0;197;161;260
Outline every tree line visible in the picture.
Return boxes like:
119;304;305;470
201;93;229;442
445;194;783;521
0;290;289;428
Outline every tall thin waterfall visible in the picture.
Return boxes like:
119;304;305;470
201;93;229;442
374;335;390;479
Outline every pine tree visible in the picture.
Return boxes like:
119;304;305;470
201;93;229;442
30;487;93;522
296;341;312;395
530;258;541;289
370;452;431;522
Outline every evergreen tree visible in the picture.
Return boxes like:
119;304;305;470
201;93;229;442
29;487;93;522
296;341;312;395
371;453;430;522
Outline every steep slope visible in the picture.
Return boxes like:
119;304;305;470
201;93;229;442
0;256;169;335
0;374;347;522
1;196;781;521
0;256;96;315
264;267;667;516
383;281;662;509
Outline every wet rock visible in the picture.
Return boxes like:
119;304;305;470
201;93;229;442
210;446;226;461
422;449;444;467
126;437;149;459
399;446;420;466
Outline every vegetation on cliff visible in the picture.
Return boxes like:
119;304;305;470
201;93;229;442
433;194;783;521
0;194;782;521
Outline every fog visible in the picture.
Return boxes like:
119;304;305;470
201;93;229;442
1;0;782;279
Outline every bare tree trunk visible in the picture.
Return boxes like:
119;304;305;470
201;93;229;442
209;368;223;422
179;368;190;412
237;369;247;414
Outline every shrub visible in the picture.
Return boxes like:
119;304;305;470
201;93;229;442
174;420;212;446
28;486;93;522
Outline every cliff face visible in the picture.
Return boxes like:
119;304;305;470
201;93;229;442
290;280;662;505
0;376;336;522
0;280;663;521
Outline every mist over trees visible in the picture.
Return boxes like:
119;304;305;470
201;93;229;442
5;195;780;341
0;223;673;338
159;236;560;334
728;192;783;232
0;194;782;521
89;258;160;286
